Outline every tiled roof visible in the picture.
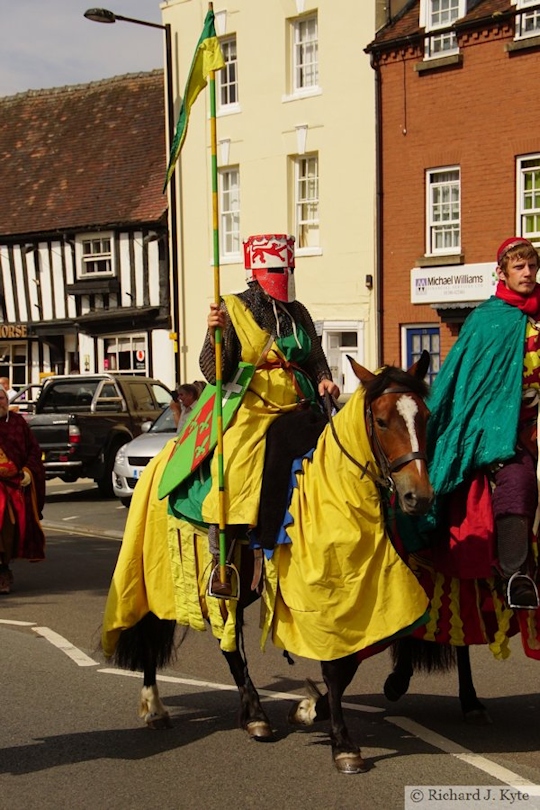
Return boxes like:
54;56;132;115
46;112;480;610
370;0;512;48
0;71;168;238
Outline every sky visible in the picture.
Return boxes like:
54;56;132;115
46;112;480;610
0;1;165;97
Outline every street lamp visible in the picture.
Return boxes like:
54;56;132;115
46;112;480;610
84;8;182;386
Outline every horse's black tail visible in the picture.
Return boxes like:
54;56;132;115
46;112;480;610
391;637;457;674
113;612;185;671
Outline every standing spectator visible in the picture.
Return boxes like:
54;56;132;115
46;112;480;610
170;383;200;432
0;377;16;401
0;387;46;594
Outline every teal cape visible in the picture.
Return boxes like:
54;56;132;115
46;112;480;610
400;295;526;546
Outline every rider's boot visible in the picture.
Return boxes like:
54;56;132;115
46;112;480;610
496;515;539;609
208;524;247;598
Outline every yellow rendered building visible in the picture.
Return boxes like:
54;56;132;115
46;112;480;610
163;0;380;392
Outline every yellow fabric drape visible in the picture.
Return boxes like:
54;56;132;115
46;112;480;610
260;387;430;661
101;440;240;657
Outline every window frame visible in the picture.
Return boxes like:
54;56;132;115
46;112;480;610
516;154;540;248
0;341;28;390
425;166;461;256
420;0;466;59
513;0;540;39
291;13;319;96
103;334;148;375
293;153;320;254
217;35;240;115
76;232;114;280
219;166;241;262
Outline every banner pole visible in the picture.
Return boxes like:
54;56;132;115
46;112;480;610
208;7;227;587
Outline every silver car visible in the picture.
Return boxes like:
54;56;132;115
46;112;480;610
112;405;177;506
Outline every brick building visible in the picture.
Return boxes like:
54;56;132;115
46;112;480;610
367;0;540;378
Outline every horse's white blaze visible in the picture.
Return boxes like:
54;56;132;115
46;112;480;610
396;395;421;473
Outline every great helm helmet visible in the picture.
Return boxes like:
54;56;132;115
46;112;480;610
243;234;296;302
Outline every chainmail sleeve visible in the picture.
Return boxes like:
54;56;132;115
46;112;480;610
199;299;242;385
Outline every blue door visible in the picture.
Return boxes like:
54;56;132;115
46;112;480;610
405;327;440;384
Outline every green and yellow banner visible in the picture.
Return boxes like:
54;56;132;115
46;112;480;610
163;9;224;189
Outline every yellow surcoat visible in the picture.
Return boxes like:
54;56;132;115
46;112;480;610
202;294;303;526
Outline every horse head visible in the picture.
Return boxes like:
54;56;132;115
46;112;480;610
347;350;433;515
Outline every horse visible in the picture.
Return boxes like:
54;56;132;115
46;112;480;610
100;351;434;774
292;529;540;732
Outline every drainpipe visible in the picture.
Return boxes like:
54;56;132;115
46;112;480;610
371;50;384;368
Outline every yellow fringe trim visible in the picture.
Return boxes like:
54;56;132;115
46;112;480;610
448;576;465;646
488;579;512;660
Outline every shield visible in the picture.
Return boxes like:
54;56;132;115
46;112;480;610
158;362;255;499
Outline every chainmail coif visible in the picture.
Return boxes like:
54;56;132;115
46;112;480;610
199;282;333;386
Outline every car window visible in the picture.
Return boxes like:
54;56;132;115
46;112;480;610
129;382;157;411
149;406;177;433
40;380;99;411
151;383;172;408
100;383;119;398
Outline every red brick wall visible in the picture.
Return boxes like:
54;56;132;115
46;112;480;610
377;22;540;364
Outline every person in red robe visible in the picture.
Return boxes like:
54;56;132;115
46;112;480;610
0;387;46;594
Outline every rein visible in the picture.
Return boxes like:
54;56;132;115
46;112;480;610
324;385;428;492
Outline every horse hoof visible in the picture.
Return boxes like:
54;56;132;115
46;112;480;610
288;698;316;726
245;720;274;741
145;712;173;729
384;673;409;702
463;708;492;726
333;751;369;774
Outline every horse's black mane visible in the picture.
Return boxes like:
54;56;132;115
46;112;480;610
364;365;429;403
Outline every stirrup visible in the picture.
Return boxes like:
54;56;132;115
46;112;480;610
507;572;540;610
207;562;240;601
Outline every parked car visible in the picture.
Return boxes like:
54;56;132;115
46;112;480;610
27;374;172;496
112;405;177;506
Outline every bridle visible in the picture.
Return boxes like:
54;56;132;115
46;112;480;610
324;386;428;492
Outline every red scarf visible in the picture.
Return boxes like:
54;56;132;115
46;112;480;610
495;280;540;319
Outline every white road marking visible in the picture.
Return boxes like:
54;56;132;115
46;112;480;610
61;515;80;522
32;626;99;666
4;621;538;787
387;716;539;788
396;395;422;473
97;667;384;713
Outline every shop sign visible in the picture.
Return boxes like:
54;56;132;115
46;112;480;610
135;349;146;370
0;324;28;338
411;262;496;304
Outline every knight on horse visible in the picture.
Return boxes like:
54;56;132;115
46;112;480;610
415;237;540;612
100;233;435;772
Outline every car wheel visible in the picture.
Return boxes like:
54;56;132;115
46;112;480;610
120;497;131;508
